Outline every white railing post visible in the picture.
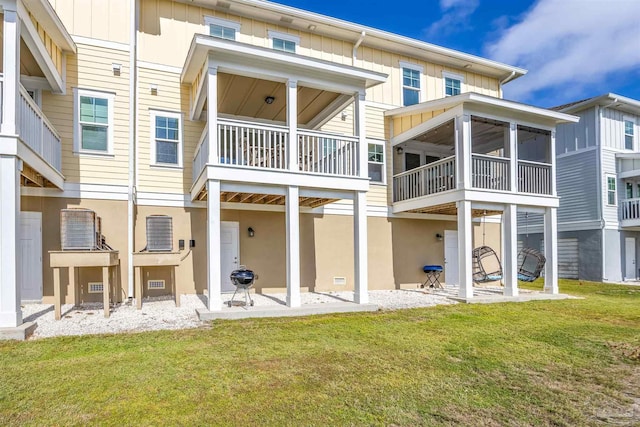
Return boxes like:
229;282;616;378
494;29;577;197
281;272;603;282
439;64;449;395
287;79;298;171
355;90;367;179
1;8;20;135
457;114;471;190
550;130;557;196
509;122;517;193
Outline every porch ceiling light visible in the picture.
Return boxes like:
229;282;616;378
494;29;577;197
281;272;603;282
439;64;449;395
396;146;404;155
248;227;255;238
265;96;275;105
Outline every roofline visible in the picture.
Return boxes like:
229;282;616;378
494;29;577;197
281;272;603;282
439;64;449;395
186;0;527;82
385;92;580;124
558;93;640;114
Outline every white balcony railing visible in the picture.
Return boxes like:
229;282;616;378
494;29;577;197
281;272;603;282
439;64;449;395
218;118;289;170
472;153;510;191
298;130;358;176
192;129;209;183
18;84;62;172
621;198;640;221
393;155;456;202
518;160;551;195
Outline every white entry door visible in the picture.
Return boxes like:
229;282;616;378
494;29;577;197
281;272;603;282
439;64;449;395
625;237;636;280
220;222;240;292
444;230;459;286
20;212;42;301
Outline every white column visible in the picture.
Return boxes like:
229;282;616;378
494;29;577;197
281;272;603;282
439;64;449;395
0;156;22;327
457;114;471;190
353;190;368;304
287;79;298;171
550;130;557;196
286;185;301;307
354;90;367;179
1;8;20;135
207;62;219;165
503;204;519;296
544;207;559;294
457;200;473;299
206;179;222;311
509;123;518;192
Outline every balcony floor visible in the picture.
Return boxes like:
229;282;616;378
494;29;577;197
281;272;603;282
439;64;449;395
195;188;338;208
404;201;502;217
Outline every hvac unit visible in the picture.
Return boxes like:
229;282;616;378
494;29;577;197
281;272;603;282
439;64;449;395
146;215;173;252
60;209;100;250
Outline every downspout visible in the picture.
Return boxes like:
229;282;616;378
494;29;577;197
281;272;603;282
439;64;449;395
352;31;365;66
127;0;139;298
498;71;516;98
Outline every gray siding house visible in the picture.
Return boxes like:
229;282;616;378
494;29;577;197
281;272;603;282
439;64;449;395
521;94;640;282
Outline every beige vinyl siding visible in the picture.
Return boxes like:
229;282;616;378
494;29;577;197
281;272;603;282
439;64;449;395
42;44;131;185
391;109;448;136
137;67;205;194
48;0;131;44
320;104;354;135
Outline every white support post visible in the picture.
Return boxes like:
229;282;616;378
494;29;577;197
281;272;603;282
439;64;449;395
550;130;557;196
207;61;219;165
354;90;367;179
206;179;222;311
509;123;518;192
287;79;298;172
353;190;368;304
286;185;301;307
544;207;559;294
0;156;22;327
457;114;471;190
1;7;20;135
457;200;473;299
503;204;519;296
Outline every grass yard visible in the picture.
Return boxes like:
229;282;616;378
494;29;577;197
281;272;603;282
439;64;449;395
0;280;638;426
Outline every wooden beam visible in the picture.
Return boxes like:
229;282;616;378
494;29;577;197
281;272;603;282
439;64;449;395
225;192;240;202
251;193;269;204
239;193;254;203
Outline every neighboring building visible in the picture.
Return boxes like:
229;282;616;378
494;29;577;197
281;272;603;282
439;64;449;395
0;0;577;330
522;94;640;283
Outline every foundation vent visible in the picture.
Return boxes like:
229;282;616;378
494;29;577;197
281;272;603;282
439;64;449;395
88;282;104;293
147;280;165;290
146;215;173;252
333;277;347;286
61;209;99;250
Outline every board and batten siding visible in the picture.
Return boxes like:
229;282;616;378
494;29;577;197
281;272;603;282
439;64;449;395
601;108;640;150
556;109;597;154
601;149;619;225
48;0;131;45
557;149;599;224
41;44;131;186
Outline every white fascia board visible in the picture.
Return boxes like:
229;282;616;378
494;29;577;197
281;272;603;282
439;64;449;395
559;93;640;115
21;182;128;200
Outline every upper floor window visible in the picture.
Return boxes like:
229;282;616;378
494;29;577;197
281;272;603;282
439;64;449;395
204;16;241;41
607;175;617;205
73;88;114;155
624;119;635;150
268;31;299;53
368;141;385;183
399;61;423;107
443;71;464;97
151;111;182;167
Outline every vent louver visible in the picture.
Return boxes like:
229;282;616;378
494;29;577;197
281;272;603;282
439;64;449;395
61;209;99;250
146;215;173;252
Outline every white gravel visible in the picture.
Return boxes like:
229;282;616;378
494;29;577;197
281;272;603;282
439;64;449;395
21;288;462;340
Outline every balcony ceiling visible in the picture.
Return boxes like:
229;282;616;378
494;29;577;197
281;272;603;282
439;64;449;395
0;21;46;78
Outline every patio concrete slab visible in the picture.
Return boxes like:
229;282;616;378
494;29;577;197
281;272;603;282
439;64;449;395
0;322;37;341
197;302;380;320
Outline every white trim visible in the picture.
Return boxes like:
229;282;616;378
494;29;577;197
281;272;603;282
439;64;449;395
204;16;241;40
623;116;635;150
137;61;183;75
71;35;130;52
366;138;386;184
398;61;424;73
73;88;116;155
21;182;128;200
399;61;424;107
605;173;617;206
442;71;465;97
268;30;300;53
149;110;183;168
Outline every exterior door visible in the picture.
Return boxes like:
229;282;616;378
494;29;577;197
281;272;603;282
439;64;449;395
20;212;42;301
220;221;240;292
444;230;459;286
625;237;636;280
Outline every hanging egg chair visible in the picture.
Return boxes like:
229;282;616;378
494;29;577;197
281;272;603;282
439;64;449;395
517;248;546;282
472;245;503;283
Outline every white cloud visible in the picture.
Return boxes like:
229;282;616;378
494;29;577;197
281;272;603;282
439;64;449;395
425;0;479;39
487;0;640;105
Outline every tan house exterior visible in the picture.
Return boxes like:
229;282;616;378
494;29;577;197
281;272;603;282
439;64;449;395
0;0;578;329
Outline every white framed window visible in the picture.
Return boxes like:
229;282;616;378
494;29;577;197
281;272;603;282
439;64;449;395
268;30;300;53
624;118;635;150
367;140;385;183
73;88;115;155
204;16;241;40
442;71;464;97
607;175;617;206
627;182;633;199
399;61;423;107
150;110;182;167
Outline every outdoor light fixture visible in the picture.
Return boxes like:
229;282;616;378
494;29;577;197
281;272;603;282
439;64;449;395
436;233;443;241
396;146;404;155
264;96;275;104
308;24;317;31
341;111;348;121
248;227;255;237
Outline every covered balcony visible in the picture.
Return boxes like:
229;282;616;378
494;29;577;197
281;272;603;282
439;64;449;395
617;154;640;228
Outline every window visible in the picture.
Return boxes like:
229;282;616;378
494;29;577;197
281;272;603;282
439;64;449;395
368;141;385;183
73;88;114;154
624;119;635;150
607;176;617;205
151;111;182;167
443;71;464;97
204;16;241;41
399;61;423;106
627;182;633;199
268;31;299;53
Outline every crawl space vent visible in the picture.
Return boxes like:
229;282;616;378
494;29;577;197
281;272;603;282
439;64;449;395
147;280;165;290
333;277;347;286
88;283;104;293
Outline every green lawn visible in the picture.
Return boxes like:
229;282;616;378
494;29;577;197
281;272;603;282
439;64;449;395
1;280;638;426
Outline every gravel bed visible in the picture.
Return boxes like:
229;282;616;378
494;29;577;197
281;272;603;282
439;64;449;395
21;288;460;340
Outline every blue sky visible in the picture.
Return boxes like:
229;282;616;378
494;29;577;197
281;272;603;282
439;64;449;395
274;0;640;108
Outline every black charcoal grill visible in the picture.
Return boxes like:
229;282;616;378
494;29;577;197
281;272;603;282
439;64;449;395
227;268;255;307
